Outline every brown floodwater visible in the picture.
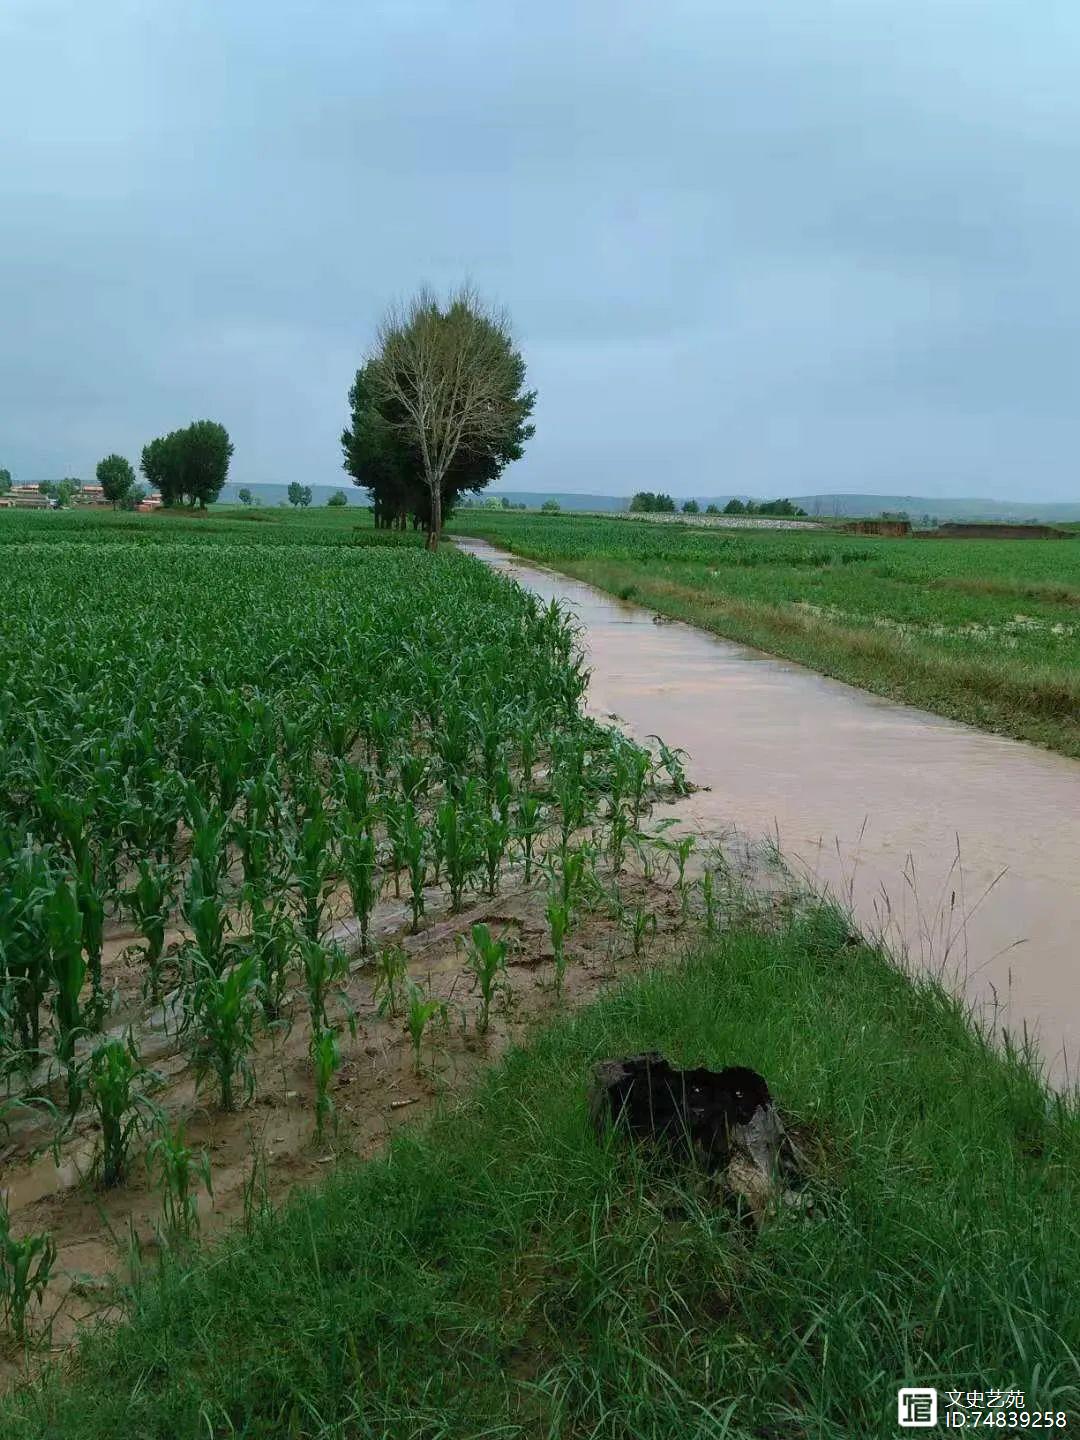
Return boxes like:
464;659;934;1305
458;537;1080;1085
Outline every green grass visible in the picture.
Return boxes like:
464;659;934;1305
4;906;1076;1439
450;511;1080;757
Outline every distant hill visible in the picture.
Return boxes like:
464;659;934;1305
490;491;1080;523
204;483;1080;524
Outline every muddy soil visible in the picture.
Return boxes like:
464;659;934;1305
0;814;787;1388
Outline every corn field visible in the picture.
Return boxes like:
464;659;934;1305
0;534;672;1300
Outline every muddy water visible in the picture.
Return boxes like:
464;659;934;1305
458;537;1080;1083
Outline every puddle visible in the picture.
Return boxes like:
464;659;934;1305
458;537;1080;1084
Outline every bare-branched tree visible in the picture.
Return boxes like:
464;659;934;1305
369;287;533;549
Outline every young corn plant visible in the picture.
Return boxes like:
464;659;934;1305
546;898;570;996
299;938;351;1036
288;809;335;944
44;878;87;1116
515;793;543;883
373;944;408;1019
85;1035;158;1188
341;823;378;956
483;810;510;898
146;1119;213;1242
435;792;479;912
126;857;174;1002
248;898;296;1024
73;849;107;1022
463;923;508;1034
404;980;447;1075
400;804;427;932
311;1024;341;1144
0;1199;56;1344
623;904;658;958
182;858;229;978
186;954;260;1112
649;735;690;796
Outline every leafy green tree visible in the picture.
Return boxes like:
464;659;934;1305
238;488;254;506
723;497;747;515
356;286;536;548
96;453;136;509
326;489;348;507
299;486;313;508
0;468;11;495
38;481;57;499
541;498;561;513
705;503;719;514
140;422;232;508
181;421;233;508
629;491;656;512
287;482;304;507
682;499;700;514
55;478;80;507
656;493;676;512
141;435;179;506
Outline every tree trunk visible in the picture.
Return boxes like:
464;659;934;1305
427;483;442;551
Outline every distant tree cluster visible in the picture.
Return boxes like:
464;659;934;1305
541;498;561;513
722;497;807;517
682;499;700;514
0;467;11;495
288;483;313;508
38;478;83;507
629;491;676;513
327;489;348;507
140;421;233;509
96;454;145;510
342;287;535;548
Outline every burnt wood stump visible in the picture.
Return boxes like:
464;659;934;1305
588;1053;797;1212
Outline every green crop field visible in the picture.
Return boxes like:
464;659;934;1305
1;505;1076;1435
450;511;1080;756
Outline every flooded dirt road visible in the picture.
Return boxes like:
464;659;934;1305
458;537;1080;1083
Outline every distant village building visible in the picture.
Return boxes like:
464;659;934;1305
0;486;53;509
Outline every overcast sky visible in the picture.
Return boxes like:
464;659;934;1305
3;1;1079;500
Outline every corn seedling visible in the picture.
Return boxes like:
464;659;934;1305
483;810;510;897
186;954;260;1111
648;735;690;796
85;1035;159;1187
401;804;427;931
404;980;447;1074
312;1024;341;1143
0;1198;56;1344
299;937;351;1036
515;793;543;883
463;923;508;1034
248;897;297;1024
146;1119;212;1241
623;904;658;958
374;944;408;1018
341;824;378;955
546;898;570;995
126;857;174;1002
44;878;87;1115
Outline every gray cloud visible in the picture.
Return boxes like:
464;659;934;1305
3;0;1080;498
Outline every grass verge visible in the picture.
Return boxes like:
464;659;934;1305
3;906;1077;1439
450;523;1080;757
